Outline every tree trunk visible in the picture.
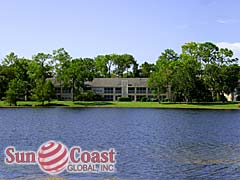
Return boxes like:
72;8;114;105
60;81;62;100
72;79;75;102
231;92;234;102
157;88;160;103
24;87;27;101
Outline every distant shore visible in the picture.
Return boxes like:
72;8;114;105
0;101;239;110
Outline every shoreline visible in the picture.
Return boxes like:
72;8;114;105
0;101;239;110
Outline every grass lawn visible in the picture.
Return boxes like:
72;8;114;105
0;100;239;109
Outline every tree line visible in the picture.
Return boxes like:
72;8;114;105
0;42;239;105
0;48;153;105
148;42;240;102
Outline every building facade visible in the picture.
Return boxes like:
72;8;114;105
53;78;163;101
52;78;240;102
87;78;157;101
49;78;72;100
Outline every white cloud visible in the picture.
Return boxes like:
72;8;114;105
216;19;240;24
216;19;227;24
216;42;240;58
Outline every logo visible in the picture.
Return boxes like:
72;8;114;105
38;141;69;174
4;140;116;175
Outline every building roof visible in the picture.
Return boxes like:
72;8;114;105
87;78;149;87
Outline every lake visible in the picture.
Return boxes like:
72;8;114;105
0;108;240;179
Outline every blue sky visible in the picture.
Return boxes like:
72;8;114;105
0;0;240;63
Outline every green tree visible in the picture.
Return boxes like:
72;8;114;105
65;58;95;101
202;47;238;102
95;55;109;77
113;54;136;77
173;54;201;102
222;64;240;101
52;48;72;99
6;79;24;106
43;80;56;103
1;53;28;101
28;53;53;105
139;62;155;77
2;52;18;66
148;49;178;102
148;71;167;102
105;54;116;77
0;64;15;100
179;42;239;102
95;54;137;77
14;58;31;100
122;54;136;77
132;61;140;77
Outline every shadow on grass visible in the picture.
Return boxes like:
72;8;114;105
190;102;238;106
160;102;238;105
45;103;68;107
18;103;68;107
73;101;114;106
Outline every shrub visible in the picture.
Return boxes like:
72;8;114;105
162;98;169;102
151;98;158;102
118;96;131;102
77;91;104;101
236;95;240;101
141;96;148;102
220;95;227;103
213;94;227;102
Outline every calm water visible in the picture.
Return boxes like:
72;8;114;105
0;108;240;179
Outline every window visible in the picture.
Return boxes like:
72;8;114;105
160;95;167;100
136;87;146;94
63;88;71;93
128;87;135;94
148;95;155;99
129;95;135;101
93;88;104;94
62;96;71;100
55;87;61;93
148;88;152;94
104;87;113;93
104;95;113;101
115;87;122;94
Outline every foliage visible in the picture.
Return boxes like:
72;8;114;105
139;62;155;77
6;79;25;106
63;58;95;101
52;48;72;84
148;42;240;103
0;64;15;100
95;54;137;78
148;49;178;102
28;53;53;105
0;42;239;104
118;96;131;102
43;80;56;102
77;91;103;101
140;96;149;102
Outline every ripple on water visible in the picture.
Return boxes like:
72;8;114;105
0;108;240;179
